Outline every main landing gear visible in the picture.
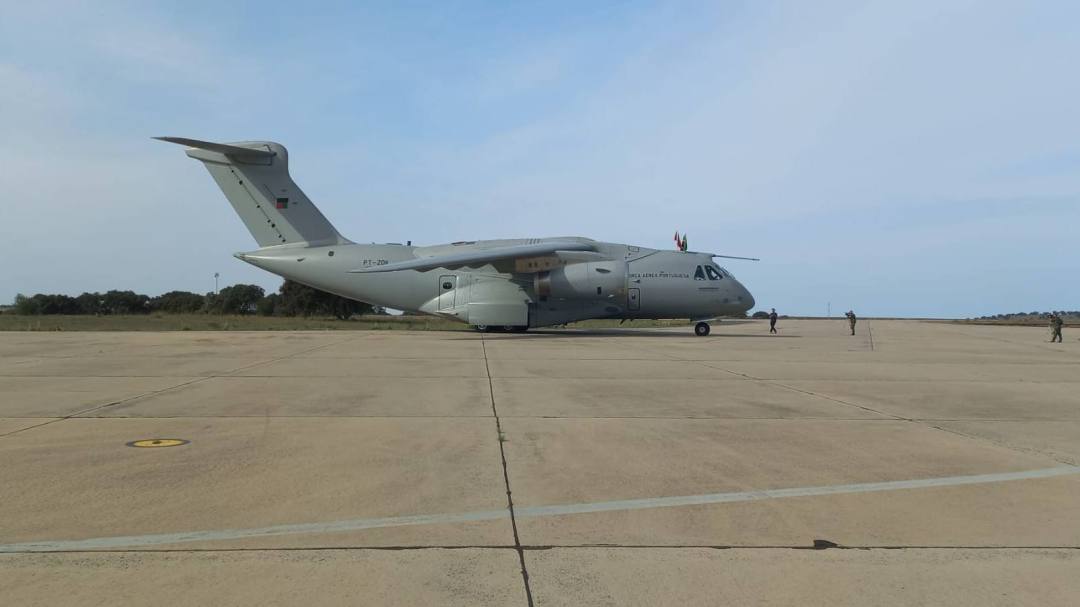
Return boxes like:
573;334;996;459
694;322;711;337
474;325;529;333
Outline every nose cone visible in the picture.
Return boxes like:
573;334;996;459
715;279;755;316
737;281;755;312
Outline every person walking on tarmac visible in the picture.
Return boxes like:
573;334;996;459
845;310;857;335
1049;312;1064;343
769;308;778;334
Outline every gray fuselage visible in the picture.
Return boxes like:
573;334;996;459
155;137;754;329
237;237;755;327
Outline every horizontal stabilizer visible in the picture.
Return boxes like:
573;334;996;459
350;241;597;273
154;136;276;159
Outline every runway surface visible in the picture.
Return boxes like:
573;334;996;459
2;320;1079;605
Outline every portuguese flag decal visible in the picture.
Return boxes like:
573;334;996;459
276;197;289;209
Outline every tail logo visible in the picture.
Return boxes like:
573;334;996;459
275;197;289;209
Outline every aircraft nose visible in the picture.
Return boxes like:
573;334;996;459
729;280;754;312
739;282;755;311
718;280;754;314
743;288;755;311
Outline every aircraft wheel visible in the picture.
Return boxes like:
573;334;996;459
694;322;711;337
474;325;489;332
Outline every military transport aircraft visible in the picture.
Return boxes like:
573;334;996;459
157;138;756;336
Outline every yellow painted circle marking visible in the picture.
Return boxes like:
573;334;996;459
127;439;190;448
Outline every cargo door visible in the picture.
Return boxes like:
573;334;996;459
437;275;457;310
628;288;640;311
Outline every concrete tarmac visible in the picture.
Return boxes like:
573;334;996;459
1;320;1079;605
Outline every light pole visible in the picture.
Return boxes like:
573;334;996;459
214;272;219;294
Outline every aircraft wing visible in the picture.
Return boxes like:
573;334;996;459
349;241;597;273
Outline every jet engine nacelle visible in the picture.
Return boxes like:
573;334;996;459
535;261;626;299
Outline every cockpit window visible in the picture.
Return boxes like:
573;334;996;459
705;266;723;280
694;265;707;280
713;264;733;278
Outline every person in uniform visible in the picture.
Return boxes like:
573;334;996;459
846;310;857;335
1049;312;1064;343
769;308;778;334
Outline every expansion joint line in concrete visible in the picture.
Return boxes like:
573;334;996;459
926;422;1079;468
479;334;535;607
4;465;1077;553
216;334;363;377
757;379;897;420
515;544;1080;551
664;354;897;420
8;545;1080;555
667;352;1080;468
768;377;1078;467
0;375;210;440
0;335;360;442
934;324;1080;357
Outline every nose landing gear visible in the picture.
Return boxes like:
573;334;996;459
694;321;711;337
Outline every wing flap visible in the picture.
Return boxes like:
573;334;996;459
349;241;597;273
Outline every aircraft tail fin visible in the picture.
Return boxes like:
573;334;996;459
156;137;350;247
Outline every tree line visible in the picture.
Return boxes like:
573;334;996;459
973;311;1079;320
11;281;382;319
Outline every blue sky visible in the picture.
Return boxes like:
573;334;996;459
1;1;1077;317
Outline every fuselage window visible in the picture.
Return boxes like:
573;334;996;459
694;266;707;280
442;281;453;290
705;266;723;280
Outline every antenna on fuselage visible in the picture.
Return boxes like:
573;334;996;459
711;254;760;261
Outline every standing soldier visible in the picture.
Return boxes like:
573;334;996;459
1049;312;1064;343
769;308;778;334
845;310;857;335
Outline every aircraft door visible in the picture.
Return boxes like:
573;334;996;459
437;275;457;310
628;288;640;311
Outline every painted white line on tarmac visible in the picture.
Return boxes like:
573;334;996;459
0;509;511;553
515;465;1080;518
2;466;1076;552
